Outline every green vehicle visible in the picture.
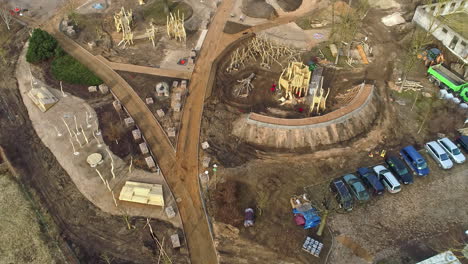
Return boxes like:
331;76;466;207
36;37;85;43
427;64;468;102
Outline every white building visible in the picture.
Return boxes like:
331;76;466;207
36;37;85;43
412;0;468;64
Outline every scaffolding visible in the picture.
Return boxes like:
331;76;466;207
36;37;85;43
167;11;186;42
114;7;134;47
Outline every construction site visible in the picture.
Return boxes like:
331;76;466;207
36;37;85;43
0;0;467;264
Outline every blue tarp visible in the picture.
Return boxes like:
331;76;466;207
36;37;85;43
293;207;321;229
92;3;104;9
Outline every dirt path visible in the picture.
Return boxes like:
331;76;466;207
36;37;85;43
97;55;193;79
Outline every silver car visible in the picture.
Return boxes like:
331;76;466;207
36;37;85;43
437;137;466;164
424;141;453;169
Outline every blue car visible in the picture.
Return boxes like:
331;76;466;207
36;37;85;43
400;146;430;176
357;167;385;195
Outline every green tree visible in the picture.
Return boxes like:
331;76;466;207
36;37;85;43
51;55;103;86
26;29;58;63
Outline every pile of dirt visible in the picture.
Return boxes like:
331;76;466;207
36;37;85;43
210;180;244;227
277;0;303;12
241;0;278;19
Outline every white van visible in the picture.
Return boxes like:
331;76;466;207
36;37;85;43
373;165;401;193
425;141;453;169
437;137;466;164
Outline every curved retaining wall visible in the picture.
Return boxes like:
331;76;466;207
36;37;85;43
232;84;379;149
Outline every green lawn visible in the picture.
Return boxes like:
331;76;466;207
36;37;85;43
142;0;193;25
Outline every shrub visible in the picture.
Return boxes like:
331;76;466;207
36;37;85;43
26;29;58;63
51;55;103;86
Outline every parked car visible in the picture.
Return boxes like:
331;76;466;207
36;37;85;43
437;137;466;164
400;146;430;176
385;156;413;184
455;135;468;153
424;141;453;169
330;178;353;211
373;165;401;194
342;174;370;202
356;168;384;195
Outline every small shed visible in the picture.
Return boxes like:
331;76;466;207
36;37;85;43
28;87;58;112
119;181;164;206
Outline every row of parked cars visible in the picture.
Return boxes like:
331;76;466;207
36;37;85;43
330;136;468;211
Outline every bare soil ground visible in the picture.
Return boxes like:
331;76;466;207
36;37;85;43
95;103;152;170
203;6;468;264
277;0;303;12
119;71;187;146
223;21;252;34
70;0;198;68
241;0;278;19
0;24;188;263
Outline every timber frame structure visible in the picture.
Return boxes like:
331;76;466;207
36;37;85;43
226;36;299;72
114;7;134;47
167;11;186;42
278;62;311;99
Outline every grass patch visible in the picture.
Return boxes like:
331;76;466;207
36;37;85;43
295;17;312;30
142;0;193;25
0;172;62;263
51;54;103;86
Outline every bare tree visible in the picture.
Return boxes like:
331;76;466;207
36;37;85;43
0;8;13;31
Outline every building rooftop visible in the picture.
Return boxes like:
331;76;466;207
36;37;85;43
440;12;468;39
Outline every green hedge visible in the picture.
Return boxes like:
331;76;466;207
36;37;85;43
51;55;103;86
26;29;58;63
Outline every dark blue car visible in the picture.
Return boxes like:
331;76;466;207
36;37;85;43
330;178;353;211
357;167;385;195
385;156;414;184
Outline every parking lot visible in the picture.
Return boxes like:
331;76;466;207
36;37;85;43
326;149;468;264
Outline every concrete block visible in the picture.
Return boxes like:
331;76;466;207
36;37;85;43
139;142;149;154
156;109;165;117
146;97;154;105
124;117;134;127
165;206;176;218
201;141;210;149
167;127;176;137
99;84;109;94
132;129;141;140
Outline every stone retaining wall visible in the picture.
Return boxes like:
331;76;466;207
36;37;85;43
232;84;379;149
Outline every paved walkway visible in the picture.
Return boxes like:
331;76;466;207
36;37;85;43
97;55;193;79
